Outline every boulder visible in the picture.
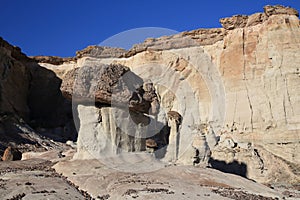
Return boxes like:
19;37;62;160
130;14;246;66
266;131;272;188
61;63;159;115
1;146;22;161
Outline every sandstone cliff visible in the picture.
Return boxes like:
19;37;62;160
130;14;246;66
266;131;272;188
0;37;75;156
33;5;300;185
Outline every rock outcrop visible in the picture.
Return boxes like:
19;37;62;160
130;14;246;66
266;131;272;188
61;63;162;159
61;63;158;115
264;5;299;17
163;111;182;162
31;56;75;65
76;45;127;58
35;5;300;184
220;5;299;30
0;37;74;156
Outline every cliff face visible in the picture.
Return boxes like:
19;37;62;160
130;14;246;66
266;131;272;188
0;37;75;156
36;5;300;184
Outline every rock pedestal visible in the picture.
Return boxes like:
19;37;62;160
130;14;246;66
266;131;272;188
192;134;211;167
164;111;182;163
74;105;148;159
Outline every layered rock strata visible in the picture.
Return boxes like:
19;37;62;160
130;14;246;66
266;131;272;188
37;5;300;184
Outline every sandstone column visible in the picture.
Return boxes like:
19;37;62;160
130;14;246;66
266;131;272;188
164;111;182;162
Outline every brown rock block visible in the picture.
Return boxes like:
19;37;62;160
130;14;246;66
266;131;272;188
146;139;158;148
2;146;22;161
167;111;182;125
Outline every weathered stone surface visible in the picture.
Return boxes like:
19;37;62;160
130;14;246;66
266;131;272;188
76;45;127;58
0;38;31;120
0;37;69;128
54;160;284;199
37;5;300;185
61;63;159;115
31;55;75;65
74;105;148;160
112;9;300;183
246;13;268;27
264;5;299;17
0;37;74;156
1;146;13;161
192;134;210;166
164;111;182;163
124;28;227;57
61;64;133;103
220;15;249;30
0;159;87;199
212;135;300;185
146;138;157;148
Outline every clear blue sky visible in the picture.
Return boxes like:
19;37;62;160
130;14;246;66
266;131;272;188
1;0;299;57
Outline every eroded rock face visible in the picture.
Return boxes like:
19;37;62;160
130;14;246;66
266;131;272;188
31;56;75;65
74;105;150;159
0;37;69;128
220;5;298;30
212;135;300;184
163;111;182;162
264;5;299;17
76;46;127;58
64;64;162;159
220;15;249;30
37;5;300;184
0;37;74;155
0;38;31;120
61;63;159;115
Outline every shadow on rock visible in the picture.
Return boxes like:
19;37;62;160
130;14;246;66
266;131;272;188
209;158;247;178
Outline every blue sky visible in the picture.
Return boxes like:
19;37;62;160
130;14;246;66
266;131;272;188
1;0;300;57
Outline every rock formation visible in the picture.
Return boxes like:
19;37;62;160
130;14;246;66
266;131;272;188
60;63;161;159
163;111;182;162
76;45;127;59
0;37;75;156
1;146;22;161
12;5;300;185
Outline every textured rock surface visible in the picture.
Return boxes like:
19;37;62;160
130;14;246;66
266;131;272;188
76;45;127;58
38;5;300;185
61;63;159;114
0;37;70;128
0;159;88;199
220;15;249;30
54;159;285;199
163;111;182;162
74;105;148;160
31;56;75;65
0;37;31;120
264;5;299;17
212;135;300;185
0;37;75;157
